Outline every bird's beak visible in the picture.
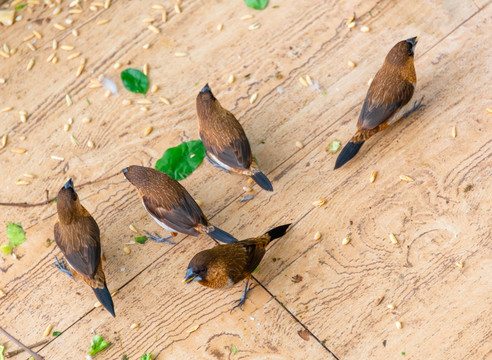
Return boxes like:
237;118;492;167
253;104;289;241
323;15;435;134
406;36;418;46
122;167;128;175
63;178;74;190
200;83;211;93
182;268;201;284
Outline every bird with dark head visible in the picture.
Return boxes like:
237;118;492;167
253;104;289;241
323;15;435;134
122;165;237;244
53;178;115;317
183;224;291;311
335;37;423;169
196;84;273;192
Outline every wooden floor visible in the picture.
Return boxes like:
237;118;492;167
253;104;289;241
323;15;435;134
1;0;491;359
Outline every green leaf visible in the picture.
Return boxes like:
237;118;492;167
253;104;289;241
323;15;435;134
0;344;5;360
15;4;27;9
244;0;268;10
122;356;129;360
231;344;239;355
135;236;148;244
252;265;260;274
88;335;111;356
52;331;62;336
0;244;12;255
140;354;152;360
5;222;26;251
155;140;207;181
121;68;149;94
327;140;341;153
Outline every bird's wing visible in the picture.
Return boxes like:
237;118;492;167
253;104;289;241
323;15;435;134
54;217;101;278
358;71;415;130
237;239;266;275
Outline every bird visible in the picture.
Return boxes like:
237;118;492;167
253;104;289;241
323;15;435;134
196;84;273;191
334;37;423;169
53;178;115;317
183;223;291;311
122;165;237;244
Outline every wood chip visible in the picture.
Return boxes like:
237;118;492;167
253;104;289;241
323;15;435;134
342;237;351;245
123;247;131;255
399;175;414;183
360;25;370;33
370;170;377;183
144;126;153;136
51;155;64;161
395;321;402;329
43;324;53;337
452;126;457;138
311;199;326;208
26;58;35;71
66;93;73;106
228;74;235;84
299;76;308;87
159;96;171;105
249;92;258;104
129;224;138;233
186;324;199;333
12;148;27;154
313;231;321;241
295;141;304;149
148;24;160;33
389;233;399;245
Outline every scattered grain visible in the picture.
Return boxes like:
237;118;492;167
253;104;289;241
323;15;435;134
113;61;121;69
12;148;26;154
247;178;254;185
143;63;149;76
51;155;64;161
174;51;188;57
143;18;155;23
76;59;86;77
487;108;492;113
159;96;171;105
129;224;138;233
240;14;253;20
144;126;153;136
0;50;10;58
249;92;258;104
342;237;351;245
19;110;27;122
345;14;356;27
104;89;112;98
195;199;203;206
23;173;36;178
87;140;95;148
151;84;158;93
67;118;73;125
455;261;464;269
305;75;313;86
97;19;110;25
143;43;151;49
54;23;66;30
148;24;160;33
140;106;149;112
152;4;164;9
0;78;5;84
217;23;223;31
389;233;399;245
370;170;377;183
313;231;321;241
9;48;17;55
26;58;35;71
65;93;73;106
52;39;58;50
186;324;200;333
104;0;111;8
63;124;70;132
72;29;79;37
67;52;81;60
299;76;308;87
248;22;261;30
399;175;414;183
16;179;30;185
43;324;53;337
70;134;79;145
24;34;35;42
94;301;102;308
295;141;304;149
452;126;457;138
228;74;235;84
0;289;6;298
311;199;326;208
360;25;370;33
242;186;252;192
137;99;152;105
123;247;131;255
52;56;59;64
347;21;356;29
347;60;356;69
395;321;402;329
46;52;56;62
121;99;132;106
367;77;373;86
69;9;82;14
174;3;181;13
18;135;26;141
61;45;74;50
1;106;13;112
65;19;73;25
1;135;7;149
33;30;43;39
161;10;167;22
26;43;36;51
387;304;396;310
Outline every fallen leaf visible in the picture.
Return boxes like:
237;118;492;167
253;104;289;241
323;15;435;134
298;329;310;341
291;274;303;283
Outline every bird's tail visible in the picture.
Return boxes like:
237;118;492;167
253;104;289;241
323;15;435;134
206;226;238;243
92;284;115;317
265;224;292;244
251;171;273;192
334;141;364;169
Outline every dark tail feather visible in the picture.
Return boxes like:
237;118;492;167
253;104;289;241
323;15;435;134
334;141;364;169
208;226;238;243
93;284;115;317
251;171;273;192
266;224;292;243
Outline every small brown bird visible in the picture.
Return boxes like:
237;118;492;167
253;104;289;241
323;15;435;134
123;165;237;244
53;179;115;317
183;224;291;311
196;84;273;191
335;37;423;169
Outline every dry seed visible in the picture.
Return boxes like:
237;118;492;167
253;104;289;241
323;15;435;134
123;247;131;255
54;23;66;30
143;18;155;23
52;39;58;50
0;50;10;58
243;186;252;192
16;179;30;185
67;52;81;60
248;22;261;30
148;25;159;33
70;134;79;145
33;30;42;39
46;52;56;62
137;99;152;105
67;118;73;125
52;56;59;64
66;93;73;106
26;43;36;51
140;106;149;112
399;175;414;183
342;237;351;245
305;75;313;86
295;141;304;149
487;108;492;113
452;126;457;138
395;321;402;329
367;77;373;87
345;14;356;27
104;0;111;8
0;289;5;298
12;148;27;154
389;233;398;245
228;74;235;84
360;25;370;33
299;77;308;87
217;23;223;31
130;323;139;329
247;177;254;185
61;45;74;50
24;34;35;42
87;140;95;148
94;301;102;308
129;224;138;233
121;99;132;106
186;324;199;333
72;29;79;37
370;170;377;183
63;124;70;132
195;199;203;206
174;51;188;57
76;59;86;77
347;21;356;29
313;231;321;241
82;117;92;124
1;135;7;149
51;155;64;161
53;6;61;14
97;19;110;25
240;14;253;20
26;59;35;71
143;43;150;49
174;3;181;13
19;110;28;122
162;11;167;22
152;4;164;9
347;60;356;69
113;62;121;69
69;9;82;14
312;199;326;208
159;96;171;105
455;261;464;269
0;78;5;84
9;48;17;56
18;136;26;141
43;324;53;337
143;63;149;76
144;126;153;136
151;84;158;93
23;173;36;178
387;304;396;310
249;92;258;104
1;106;13;112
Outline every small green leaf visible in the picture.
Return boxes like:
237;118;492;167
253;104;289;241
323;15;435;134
140;354;152;360
15;4;27;9
252;265;260;273
155;140;207;181
0;244;12;255
327;140;341;153
231;344;239;355
88;335;111;356
86;98;91;105
52;331;62;336
53;198;58;203
121;68;149;94
244;73;251;78
0;344;5;360
135;236;148;244
402;352;406;356
122;356;129;360
3;222;26;253
244;0;268;10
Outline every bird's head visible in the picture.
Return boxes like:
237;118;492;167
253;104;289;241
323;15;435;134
386;37;418;65
56;178;82;223
183;255;210;284
197;83;216;102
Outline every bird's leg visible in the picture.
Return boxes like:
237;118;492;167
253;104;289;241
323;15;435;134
205;153;229;173
230;278;252;313
144;230;176;244
53;255;74;279
402;96;424;119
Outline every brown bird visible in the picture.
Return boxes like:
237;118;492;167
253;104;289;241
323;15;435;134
123;165;237;244
196;84;273;191
53;179;115;317
183;224;291;311
335;37;423;169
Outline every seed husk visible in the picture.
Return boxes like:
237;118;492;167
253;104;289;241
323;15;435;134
370;170;377;183
12;148;27;154
186;324;200;333
65;94;73;106
0;50;10;58
312;199;326;208
26;58;35;71
144;126;153;136
148;24;159;33
129;224;138;233
43;324;53;337
399;175;414;183
389;233;399;245
305;75;313;86
313;232;321;241
395;321;402;329
228;74;235;84
87;140;95;148
452;126;457;138
342;237;351;245
295;141;304;149
123;247;131;255
249;92;258;104
299;77;308;87
360;25;370;33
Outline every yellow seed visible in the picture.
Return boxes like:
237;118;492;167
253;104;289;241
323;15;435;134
52;6;61;15
452;126;457;138
143;43;151;49
455;261;464;269
3;44;9;53
63;124;70;132
174;52;188;57
123;247;131;255
151;84;158;93
143;63;149;76
0;78;5;84
345;14;356;27
389;233;399;245
122;99;132;106
61;45;74;51
312;199;326;208
16;179;30;185
305;75;313;86
360;25;370;33
0;50;10;58
159;96;171;105
18;135;26;141
76;59;86;77
148;25;160;33
43;324;53;337
72;29;79;37
9;48;17;55
250;92;258;104
342;237;351;245
26;59;35;71
66;94;73;106
152;4;164;9
399;175;414;183
52;39;58;50
1;135;7;149
23;173;36;178
140;106;149;112
104;0;111;8
1;107;13;112
143;18;155;23
67;118;73;125
144;126;153;136
24;34;35;42
97;19;110;25
347;21;356;29
89;5;97;11
130;323;139;329
67;52;81;60
26;43;36;51
87;140;95;148
51;155;64;161
247;178;254;185
228;74;235;84
295;141;304;149
387;304;396;310
487;108;492;113
70;134;79;145
46;52;56;62
313;232;321;241
347;60;356;69
94;301;102;308
240;14;253;20
299;77;308;87
32;30;43;39
69;9;82;14
217;23;223;31
137;99;152;105
243;186;252;192
106;90;113;98
395;321;402;329
174;3;181;13
186;324;199;333
129;224;138;233
54;23;66;30
113;62;121;69
52;56;58;64
0;289;6;298
370;171;377;183
12;148;27;154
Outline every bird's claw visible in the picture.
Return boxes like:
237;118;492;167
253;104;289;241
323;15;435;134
53;255;74;279
403;96;424;119
144;230;175;244
230;283;252;313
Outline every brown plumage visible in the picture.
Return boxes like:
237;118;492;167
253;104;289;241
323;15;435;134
122;165;237;244
335;37;423;169
196;84;273;191
184;224;291;311
53;179;115;317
